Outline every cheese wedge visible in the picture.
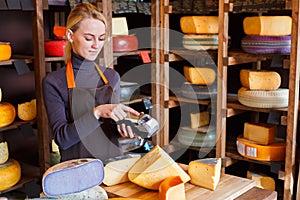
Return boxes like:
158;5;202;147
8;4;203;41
159;176;186;200
240;69;281;90
188;158;221;191
243;16;292;36
18;99;37;121
128;145;190;190
103;155;141;186
247;171;275;191
190;111;210;129
180;16;218;34
0;141;9;164
243;122;277;145
184;66;216;85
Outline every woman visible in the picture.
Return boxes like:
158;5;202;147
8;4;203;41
42;2;140;162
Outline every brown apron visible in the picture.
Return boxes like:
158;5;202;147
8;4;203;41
64;60;121;162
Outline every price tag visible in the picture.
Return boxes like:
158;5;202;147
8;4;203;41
139;51;151;63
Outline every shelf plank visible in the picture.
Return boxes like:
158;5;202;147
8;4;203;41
0;58;33;66
227;51;272;66
0;120;35;132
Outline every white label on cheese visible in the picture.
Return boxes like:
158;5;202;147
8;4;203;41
246;146;257;158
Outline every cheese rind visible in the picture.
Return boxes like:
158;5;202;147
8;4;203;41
243;16;292;36
159;176;186;200
240;69;281;90
180;16;218;34
247;171;275;191
103;156;141;186
190;111;210;129
188;158;221;191
0;141;9;164
243;122;277;145
128;145;190;190
184;66;216;85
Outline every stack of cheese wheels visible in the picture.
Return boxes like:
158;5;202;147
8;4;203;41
241;16;292;54
237;69;289;108
180;16;219;51
236;122;285;162
181;66;217;100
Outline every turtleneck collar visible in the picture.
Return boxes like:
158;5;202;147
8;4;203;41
71;52;95;72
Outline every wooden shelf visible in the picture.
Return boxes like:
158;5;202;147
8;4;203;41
0;120;36;132
0;58;34;66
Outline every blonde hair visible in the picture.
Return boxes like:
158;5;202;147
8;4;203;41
64;2;107;63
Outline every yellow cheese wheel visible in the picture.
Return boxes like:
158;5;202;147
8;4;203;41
17;99;37;121
243;122;277;145
0;102;16;128
236;135;285;161
0;141;9;165
0;159;21;191
240;69;281;90
180;16;218;34
247;171;275;191
184;66;216;85
0;42;12;61
243;16;292;36
158;176;186;200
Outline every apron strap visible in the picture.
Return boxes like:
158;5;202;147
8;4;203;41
66;60;108;89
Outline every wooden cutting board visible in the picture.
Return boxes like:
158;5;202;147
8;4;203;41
103;174;256;200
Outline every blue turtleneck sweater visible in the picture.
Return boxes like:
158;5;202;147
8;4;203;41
42;53;121;161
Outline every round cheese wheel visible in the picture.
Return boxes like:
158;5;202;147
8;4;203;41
237;87;289;108
0;159;21;191
178;127;216;147
0;102;16;128
0;141;9;165
0;42;12;61
236;135;285;161
241;35;291;54
182;34;218;50
112;35;138;52
17;99;37;121
44;40;66;57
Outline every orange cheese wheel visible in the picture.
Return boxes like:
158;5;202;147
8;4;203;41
0;159;21;191
0;102;16;128
0;42;12;61
236;135;285;161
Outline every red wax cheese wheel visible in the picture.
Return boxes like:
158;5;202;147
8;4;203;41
113;35;138;52
44;40;66;57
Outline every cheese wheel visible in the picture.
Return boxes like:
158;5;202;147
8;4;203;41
128;145;190;190
178;126;216;147
241;35;291;54
0;42;12;61
182;34;218;50
240;69;281;90
243;122;277;145
17;99;37;121
0;141;9;164
0;102;16;128
190;111;210;129
237;87;289;108
42;158;104;197
188;158;221;191
236;135;285;161
180;16;218;34
103;155;141;186
243;16;292;36
112;35;138;52
247;171;275;191
184;66;216;85
158;176;186;200
0;159;21;191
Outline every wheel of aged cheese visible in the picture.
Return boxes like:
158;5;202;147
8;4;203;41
236;135;285;161
42;158;104;197
237;87;289;108
120;81;140;102
180;16;218;34
112;35;138;52
182;34;218;50
178;126;216;147
241;35;291;54
0;159;21;192
180;82;217;100
0;42;12;61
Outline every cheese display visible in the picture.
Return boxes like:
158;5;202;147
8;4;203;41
17;99;37;121
247;171;275;191
128;145;190;190
180;82;217;100
158;176;186;200
0;42;12;61
0;102;16;128
237;87;289;108
178;126;216;147
188;158;221;191
180;16;218;34
183;66;216;85
42;158;104;197
40;186;108;199
0;159;21;191
103;155;141;186
236;135;286;161
0;141;9;165
241;35;291;54
112;35;138;52
182;34;218;50
190;111;210;129
243;122;277;145
243;16;292;36
240;69;281;90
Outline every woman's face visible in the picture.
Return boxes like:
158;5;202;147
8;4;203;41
68;18;106;61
